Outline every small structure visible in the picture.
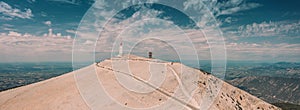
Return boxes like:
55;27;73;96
48;28;53;37
118;38;123;57
148;52;152;58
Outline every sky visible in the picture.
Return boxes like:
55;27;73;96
0;0;300;62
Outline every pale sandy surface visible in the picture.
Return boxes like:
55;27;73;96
0;66;90;110
0;55;281;110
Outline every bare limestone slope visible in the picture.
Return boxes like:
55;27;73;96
0;55;280;110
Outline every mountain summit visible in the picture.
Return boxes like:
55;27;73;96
0;55;280;110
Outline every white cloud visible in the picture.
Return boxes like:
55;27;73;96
235;20;300;37
0;31;73;62
221;20;300;61
0;1;34;19
27;0;36;3
44;21;52;27
8;31;22;37
218;3;261;16
66;29;76;34
48;0;79;5
0;33;6;36
2;24;13;27
0;16;13;20
40;11;48;17
226;42;300;61
224;17;237;24
183;0;261;17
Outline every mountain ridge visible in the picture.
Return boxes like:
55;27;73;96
228;76;300;105
0;55;280;110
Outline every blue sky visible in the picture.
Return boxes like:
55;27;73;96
0;0;299;62
0;0;92;35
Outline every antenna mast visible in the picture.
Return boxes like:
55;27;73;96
118;37;123;57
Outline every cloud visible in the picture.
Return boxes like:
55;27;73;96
71;0;299;62
226;42;300;61
0;16;13;20
66;29;76;34
234;20;300;38
221;20;300;61
40;11;48;17
224;17;237;24
183;0;261;17
48;0;95;5
48;0;80;5
218;3;261;16
94;17;211;60
0;1;34;20
0;24;15;31
44;21;52;27
0;31;73;62
2;24;13;27
27;0;36;3
7;31;22;37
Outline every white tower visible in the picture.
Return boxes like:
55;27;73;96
48;28;53;37
118;38;123;57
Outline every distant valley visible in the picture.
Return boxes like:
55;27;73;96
0;62;73;91
224;62;300;105
227;76;300;105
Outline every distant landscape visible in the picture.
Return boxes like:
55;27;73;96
1;61;299;107
0;62;72;92
224;62;300;105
